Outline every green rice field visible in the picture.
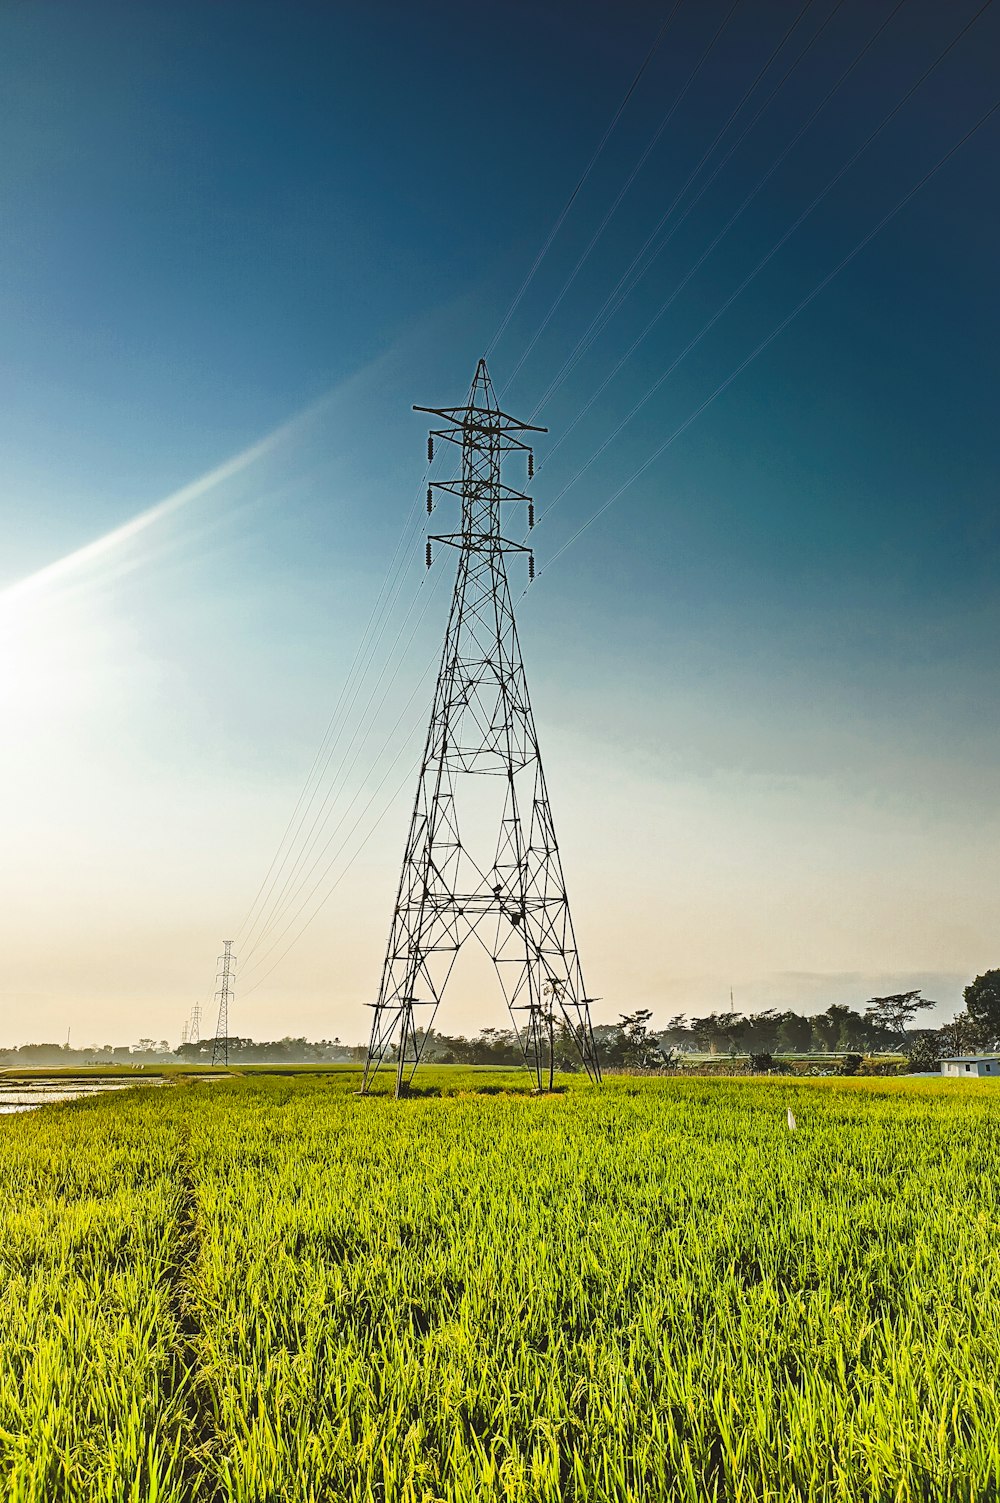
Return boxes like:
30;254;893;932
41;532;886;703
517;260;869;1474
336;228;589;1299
1;1071;998;1501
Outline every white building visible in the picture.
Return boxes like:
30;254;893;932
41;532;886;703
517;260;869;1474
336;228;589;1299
941;1056;1000;1078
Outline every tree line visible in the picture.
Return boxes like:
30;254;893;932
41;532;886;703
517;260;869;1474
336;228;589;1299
0;1036;356;1067
372;970;1000;1073
5;971;998;1071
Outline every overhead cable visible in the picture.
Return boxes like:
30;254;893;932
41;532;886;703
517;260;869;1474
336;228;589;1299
529;0;853;425
239;576;449;965
233;7;995;993
502;0;744;392
238;731;429;997
485;3;681;360
234;475;429;953
536;94;999;582
535;0;993;534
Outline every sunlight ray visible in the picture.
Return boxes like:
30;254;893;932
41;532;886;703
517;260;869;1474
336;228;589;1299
0;388;339;607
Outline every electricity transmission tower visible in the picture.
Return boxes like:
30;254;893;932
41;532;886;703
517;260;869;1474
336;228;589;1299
211;941;235;1067
189;1000;202;1044
362;359;601;1096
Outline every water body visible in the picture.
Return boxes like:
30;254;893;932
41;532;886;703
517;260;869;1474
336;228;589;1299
0;1078;165;1115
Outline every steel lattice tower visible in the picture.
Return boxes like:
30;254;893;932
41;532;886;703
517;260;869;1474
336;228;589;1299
211;940;235;1067
362;360;601;1096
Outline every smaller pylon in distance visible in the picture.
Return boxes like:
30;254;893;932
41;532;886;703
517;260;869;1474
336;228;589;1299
211;941;236;1067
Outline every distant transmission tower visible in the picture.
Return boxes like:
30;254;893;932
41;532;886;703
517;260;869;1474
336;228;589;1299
362;360;602;1096
211;941;236;1067
189;1001;202;1044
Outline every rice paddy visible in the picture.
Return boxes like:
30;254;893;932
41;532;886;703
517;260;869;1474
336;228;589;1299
2;1071;998;1501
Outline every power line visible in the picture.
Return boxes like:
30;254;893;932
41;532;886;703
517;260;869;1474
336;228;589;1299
528;0;852;424
231;6;679;963
238;569;430;958
234;472;429;952
238;734;427;999
537;93;999;581
239;574;449;965
501;0;744;392
232;494;421;945
227;2;810;974
238;561;448;961
485;4;680;360
229;7;994;999
533;0;992;535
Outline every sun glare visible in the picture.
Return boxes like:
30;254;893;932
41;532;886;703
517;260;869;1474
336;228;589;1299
0;594;98;719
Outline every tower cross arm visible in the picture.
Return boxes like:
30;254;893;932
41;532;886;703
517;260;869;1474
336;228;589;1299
413;403;547;435
429;532;534;555
430;480;533;503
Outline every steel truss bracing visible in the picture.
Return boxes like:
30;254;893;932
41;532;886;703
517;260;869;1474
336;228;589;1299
362;360;601;1095
211;940;236;1067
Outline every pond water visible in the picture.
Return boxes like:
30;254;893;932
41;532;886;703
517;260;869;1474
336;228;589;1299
0;1078;165;1114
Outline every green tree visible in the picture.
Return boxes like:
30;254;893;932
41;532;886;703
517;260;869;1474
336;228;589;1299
776;1012;812;1054
963;971;1000;1046
810;1009;841;1053
689;1011;739;1056
903;1031;943;1072
551;1020;583;1073
661;1014;693;1048
741;1009;782;1055
824;1004;870;1052
939;1010;981;1056
616;1009;657;1067
864;991;935;1044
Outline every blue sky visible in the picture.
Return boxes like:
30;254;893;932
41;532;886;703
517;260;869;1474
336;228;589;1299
1;0;998;1045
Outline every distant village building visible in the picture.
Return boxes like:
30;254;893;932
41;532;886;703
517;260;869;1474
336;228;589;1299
941;1056;1000;1078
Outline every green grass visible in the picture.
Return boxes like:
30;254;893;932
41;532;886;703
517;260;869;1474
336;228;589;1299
0;1093;192;1501
1;1072;999;1500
